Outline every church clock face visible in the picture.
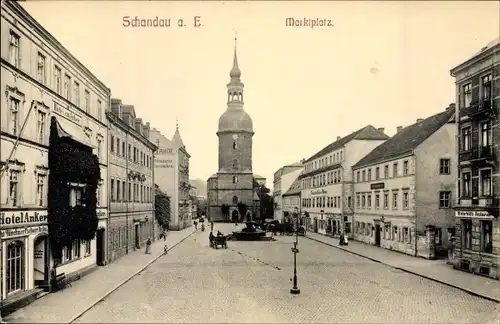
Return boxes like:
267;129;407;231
232;134;238;140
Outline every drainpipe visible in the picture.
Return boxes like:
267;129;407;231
414;153;418;257
125;131;129;254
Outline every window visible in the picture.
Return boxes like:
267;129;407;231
9;31;20;67
462;172;471;197
393;163;398;177
403;192;409;209
462;127;471;151
368;169;372;181
462;219;472;250
384;165;389;178
356;194;360;208
367;194;371;208
96;183;101;207
383;193;389;209
232;159;238;169
361;195;366;208
36;174;46;207
375;167;380;180
6;241;24;294
122;142;125;158
403;161;409;175
439;191;451;208
70;186;85;207
128;144;132;159
403;227;409;242
233;176;238;184
117;139;121;156
356;171;360;182
111;179;115;201
117;180;121;202
37;53;46;84
110;136;115;152
84;90;90;112
462;83;472;107
482;221;492;253
480;122;492;147
481;74;492;101
435;228;442;245
97;100;102;121
362;170;366;182
9;97;20;135
439;158;450;175
73;239;81;259
9;170;20;207
392;192;398;209
233;141;237;149
480;169;492;197
128;182;132;202
64;74;71;100
97;138;102;160
37;110;46;143
232;196;238;205
54;66;62;94
375;194;380;209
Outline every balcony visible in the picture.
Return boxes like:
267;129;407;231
458;100;497;120
458;145;496;163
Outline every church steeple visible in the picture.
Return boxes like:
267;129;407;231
227;32;244;106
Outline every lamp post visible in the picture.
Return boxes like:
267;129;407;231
290;206;300;294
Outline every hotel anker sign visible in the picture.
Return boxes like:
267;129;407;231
0;211;48;225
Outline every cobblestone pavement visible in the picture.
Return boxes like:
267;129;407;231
73;223;498;324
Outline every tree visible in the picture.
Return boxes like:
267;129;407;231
221;204;230;220
155;185;171;229
237;202;248;221
253;181;273;219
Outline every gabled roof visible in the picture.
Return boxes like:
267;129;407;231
283;173;302;197
353;108;455;169
305;125;389;163
172;128;184;148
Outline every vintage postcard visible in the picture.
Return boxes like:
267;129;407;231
0;0;499;323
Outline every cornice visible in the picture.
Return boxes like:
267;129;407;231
106;111;157;151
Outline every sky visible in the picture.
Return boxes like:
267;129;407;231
21;1;499;186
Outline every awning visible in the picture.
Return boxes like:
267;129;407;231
55;117;96;149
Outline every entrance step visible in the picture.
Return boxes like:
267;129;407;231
1;288;45;317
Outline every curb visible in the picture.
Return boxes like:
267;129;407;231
305;235;500;304
67;229;199;323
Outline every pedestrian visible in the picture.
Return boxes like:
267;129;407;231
145;237;152;254
210;221;214;231
163;243;168;255
163;230;167;241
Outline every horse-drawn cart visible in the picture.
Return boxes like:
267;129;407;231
209;233;228;249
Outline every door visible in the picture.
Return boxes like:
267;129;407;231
135;224;140;248
375;224;381;246
232;210;239;222
96;229;105;266
313;218;318;233
33;235;48;287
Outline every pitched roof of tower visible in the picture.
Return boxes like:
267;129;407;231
353;107;455;169
305;125;389;163
172;118;185;148
230;33;241;79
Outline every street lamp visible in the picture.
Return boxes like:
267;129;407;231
290;206;300;294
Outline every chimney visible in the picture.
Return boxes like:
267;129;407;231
143;122;151;139
416;118;424;123
300;158;305;164
336;136;341;141
377;127;385;133
135;118;144;134
447;103;456;111
110;98;122;118
396;126;403;133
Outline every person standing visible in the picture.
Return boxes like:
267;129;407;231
145;237;152;254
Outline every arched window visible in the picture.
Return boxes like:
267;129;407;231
232;93;238;101
232;141;237;149
7;240;24;294
239;93;243;102
232;196;238;205
232;159;238;169
233;176;238;184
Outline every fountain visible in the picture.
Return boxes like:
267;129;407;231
232;221;267;241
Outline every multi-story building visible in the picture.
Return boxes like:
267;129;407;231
106;99;156;264
352;107;457;259
273;162;303;222
1;1;109;309
150;124;192;230
299;126;389;236
189;185;198;220
450;38;499;279
282;174;303;224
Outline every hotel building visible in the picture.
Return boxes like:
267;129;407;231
450;38;499;279
352;107;456;259
106;99;157;264
272;162;303;222
299;126;388;237
1;1;109;311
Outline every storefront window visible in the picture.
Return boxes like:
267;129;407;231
482;221;492;253
7;240;24;294
462;220;472;250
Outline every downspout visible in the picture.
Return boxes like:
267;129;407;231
106;95;111;264
414;151;418;257
125;120;129;254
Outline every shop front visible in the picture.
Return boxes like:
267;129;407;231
1;210;49;301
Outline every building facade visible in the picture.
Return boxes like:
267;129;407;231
282;175;302;224
352;108;457;259
150;125;192;230
106;99;156;264
273;163;303;222
1;0;109;306
299;126;389;237
207;40;262;222
450;38;499;279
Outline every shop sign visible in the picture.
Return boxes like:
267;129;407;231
311;189;327;196
0;211;48;226
53;102;82;125
1;225;48;239
370;182;385;190
455;211;494;219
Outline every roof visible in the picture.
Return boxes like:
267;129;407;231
285;162;303;167
353;108;455;169
283;174;302;197
305;125;389;163
254;174;265;179
451;37;500;74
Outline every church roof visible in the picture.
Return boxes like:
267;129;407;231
218;109;253;133
230;44;241;79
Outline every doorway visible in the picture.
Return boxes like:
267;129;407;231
135;224;140;249
231;210;239;222
33;235;48;287
96;228;105;266
313;218;318;233
375;224;381;246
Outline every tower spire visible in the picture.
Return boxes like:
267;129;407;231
230;32;241;79
176;117;179;130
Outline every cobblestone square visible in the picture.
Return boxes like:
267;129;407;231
73;224;498;324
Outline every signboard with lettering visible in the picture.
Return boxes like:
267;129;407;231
53;102;82;124
0;211;48;226
155;158;174;168
311;189;328;196
96;210;107;219
0;225;48;239
155;144;175;168
455;211;494;219
370;183;385;190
